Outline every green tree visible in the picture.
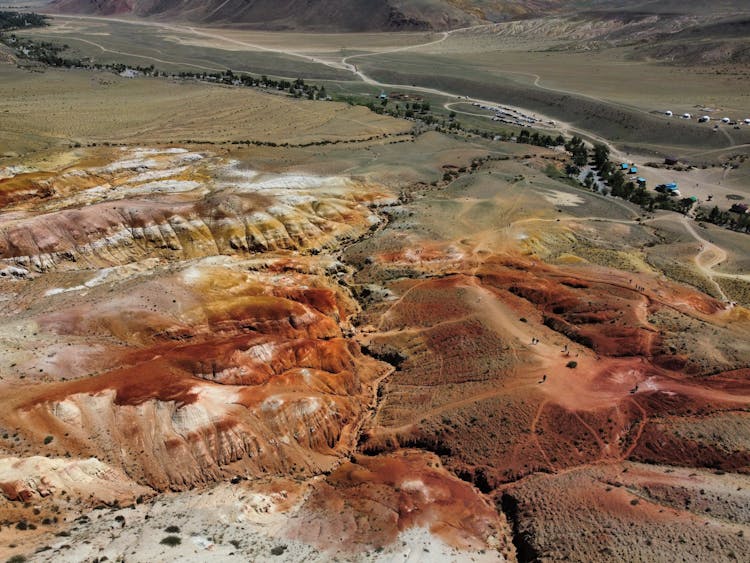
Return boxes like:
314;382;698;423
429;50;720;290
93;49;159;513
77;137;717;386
593;143;610;169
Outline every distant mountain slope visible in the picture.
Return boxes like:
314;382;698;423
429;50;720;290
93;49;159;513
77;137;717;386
49;0;582;31
50;0;457;30
47;0;750;31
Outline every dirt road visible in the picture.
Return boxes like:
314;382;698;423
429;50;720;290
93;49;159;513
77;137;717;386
678;216;750;302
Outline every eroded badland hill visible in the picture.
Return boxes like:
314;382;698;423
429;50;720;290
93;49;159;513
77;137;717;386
0;53;749;563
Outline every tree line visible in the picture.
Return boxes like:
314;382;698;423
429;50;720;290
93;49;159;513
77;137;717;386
0;11;47;31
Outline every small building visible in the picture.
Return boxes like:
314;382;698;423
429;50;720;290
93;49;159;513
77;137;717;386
665;110;673;117
689;196;698;203
665;182;678;191
621;163;629;170
637;177;647;187
664;156;679;166
721;117;731;123
629;166;638;174
378;91;388;100
745;118;750;125
730;203;749;214
698;115;710;123
682;113;692;119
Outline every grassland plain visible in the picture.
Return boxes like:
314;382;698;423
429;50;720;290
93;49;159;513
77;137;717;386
13;13;750;162
13;19;355;79
0;65;411;155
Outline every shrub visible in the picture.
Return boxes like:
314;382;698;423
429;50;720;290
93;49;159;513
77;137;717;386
160;536;181;547
164;525;180;533
270;545;287;556
566;361;578;369
43;436;53;445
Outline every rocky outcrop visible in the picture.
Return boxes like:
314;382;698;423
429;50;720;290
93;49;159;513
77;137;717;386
0;148;392;492
0;456;151;504
289;450;515;558
0;195;378;273
3;259;390;491
0;149;387;275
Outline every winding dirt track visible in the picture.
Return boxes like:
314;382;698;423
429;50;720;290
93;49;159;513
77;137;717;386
678;215;750;302
23;32;226;71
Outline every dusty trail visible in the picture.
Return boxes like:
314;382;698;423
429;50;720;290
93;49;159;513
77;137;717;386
509;215;639;228
463;277;557;363
530;400;555;470
340;23;491;72
28;33;225;72
683;143;750;157
620;398;648;460
678;215;750;301
341;30;451;69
